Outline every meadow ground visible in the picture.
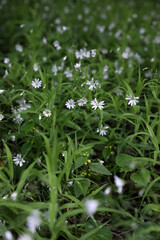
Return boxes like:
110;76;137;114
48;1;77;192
1;0;160;239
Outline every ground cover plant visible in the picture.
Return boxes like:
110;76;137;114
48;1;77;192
1;0;160;239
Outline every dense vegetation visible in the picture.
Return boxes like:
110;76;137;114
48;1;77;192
1;0;160;239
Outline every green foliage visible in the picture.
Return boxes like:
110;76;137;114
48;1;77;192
0;0;160;239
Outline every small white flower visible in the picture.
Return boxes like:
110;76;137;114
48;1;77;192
33;63;39;72
18;234;33;240
65;99;75;109
13;154;25;167
27;209;41;233
97;124;109;136
32;78;42;88
0;114;4;120
53;40;61;50
15;43;23;52
13;114;24;124
43;109;51;117
67;181;73;186
84;199;99;215
5;231;13;240
91;98;105;110
114;176;125;194
99;160;104;164
4;58;10;64
52;64;58;76
3;69;9;78
104;187;111;195
138;189;145;196
74;63;81;70
0;89;4;94
11;135;15;142
114;88;123;96
10;192;17;201
122;52;128;59
86;78;99;91
42;37;47;44
3;195;7;199
18;103;31;112
42;56;47;62
91;49;96;57
125;94;139;106
77;97;88;106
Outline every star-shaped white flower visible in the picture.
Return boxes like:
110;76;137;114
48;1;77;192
125;94;139;106
91;98;105;110
32;78;42;88
13;154;25;167
43;109;51;117
77;97;87;106
97;124;109;136
65;99;75;109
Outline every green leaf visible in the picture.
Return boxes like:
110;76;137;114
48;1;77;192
116;153;134;172
74;156;87;169
81;220;112;240
90;163;111;175
74;179;90;198
2;140;14;180
116;154;147;172
131;168;150;186
21;121;34;133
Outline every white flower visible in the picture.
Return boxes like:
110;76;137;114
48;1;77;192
43;109;51;117
86;78;99;91
91;49;96;57
0;89;4;94
3;195;7;199
0;114;4;120
67;181;73;186
33;63;39;72
13;154;25;167
4;58;10;64
97;124;109;136
96;24;105;33
18;103;31;112
114;88;123;96
91;98;105;110
42;37;47;44
122;52;128;59
99;160;104;164
65;99;75;109
32;78;42;88
27;209;41;233
15;43;23;52
3;69;9;78
5;231;13;240
77;97;88;106
53;41;61;50
104;187;111;195
13;114;24;124
10;192;17;201
11;135;15;142
74;63;81;70
52;64;58;76
18;234;33;240
84;199;99;215
114;176;125;194
125;94;139;106
42;56;47;62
